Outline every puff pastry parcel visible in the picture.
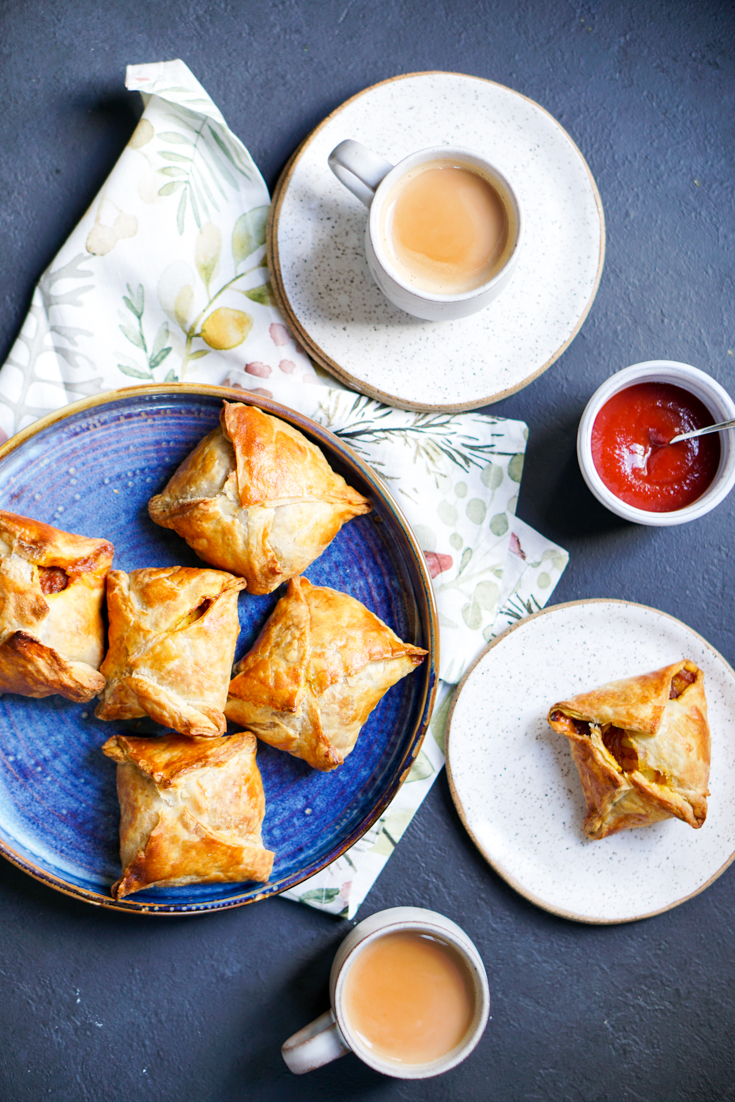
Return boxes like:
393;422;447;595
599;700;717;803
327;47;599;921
148;402;372;594
226;575;427;771
0;510;113;701
102;731;274;899
548;660;710;839
96;566;246;737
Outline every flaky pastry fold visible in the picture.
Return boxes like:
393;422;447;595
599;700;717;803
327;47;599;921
0;510;113;701
95;566;246;737
225;575;427;771
102;731;274;899
548;660;710;839
148;402;372;594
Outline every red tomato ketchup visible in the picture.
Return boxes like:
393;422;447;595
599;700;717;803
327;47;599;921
591;382;720;512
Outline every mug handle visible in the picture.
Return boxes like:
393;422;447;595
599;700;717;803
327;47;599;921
328;140;394;208
281;1009;351;1074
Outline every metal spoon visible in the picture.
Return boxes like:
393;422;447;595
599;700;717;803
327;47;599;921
649;417;735;447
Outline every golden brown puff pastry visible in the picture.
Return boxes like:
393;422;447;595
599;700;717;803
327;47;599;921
147;401;372;594
548;660;710;840
0;510;113;701
225;575;427;771
95;566;246;737
102;730;274;899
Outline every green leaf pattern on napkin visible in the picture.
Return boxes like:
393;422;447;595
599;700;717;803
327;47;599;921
117;283;175;380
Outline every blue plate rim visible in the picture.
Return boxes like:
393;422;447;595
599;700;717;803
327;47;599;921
0;383;439;915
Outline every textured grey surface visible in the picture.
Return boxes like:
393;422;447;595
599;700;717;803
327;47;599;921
1;1;734;1100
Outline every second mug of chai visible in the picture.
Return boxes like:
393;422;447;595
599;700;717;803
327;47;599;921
281;906;490;1079
328;140;522;321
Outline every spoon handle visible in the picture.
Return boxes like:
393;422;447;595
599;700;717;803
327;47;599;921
669;417;735;445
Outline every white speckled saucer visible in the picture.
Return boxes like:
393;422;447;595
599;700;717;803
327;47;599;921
269;72;605;411
446;600;735;924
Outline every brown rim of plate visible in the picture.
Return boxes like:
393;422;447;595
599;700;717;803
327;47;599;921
268;70;606;413
0;383;439;915
445;597;735;925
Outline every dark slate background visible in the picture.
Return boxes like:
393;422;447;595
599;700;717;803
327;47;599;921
1;1;734;1100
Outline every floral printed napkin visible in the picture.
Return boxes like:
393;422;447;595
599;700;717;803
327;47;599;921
0;59;569;918
0;59;317;439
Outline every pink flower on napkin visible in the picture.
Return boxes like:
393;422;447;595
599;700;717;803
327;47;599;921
509;532;526;559
423;551;453;578
245;361;272;378
269;323;290;347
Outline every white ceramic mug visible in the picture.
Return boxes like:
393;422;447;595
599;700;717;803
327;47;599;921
328;140;522;321
281;906;490;1079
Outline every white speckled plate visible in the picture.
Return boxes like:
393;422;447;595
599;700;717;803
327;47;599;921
446;600;735;923
269;72;605;411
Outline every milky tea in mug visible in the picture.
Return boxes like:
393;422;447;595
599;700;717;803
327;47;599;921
379;159;516;295
342;930;477;1067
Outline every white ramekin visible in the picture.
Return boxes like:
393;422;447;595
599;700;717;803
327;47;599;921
577;360;735;526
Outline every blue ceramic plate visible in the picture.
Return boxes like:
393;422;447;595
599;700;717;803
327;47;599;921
0;385;437;914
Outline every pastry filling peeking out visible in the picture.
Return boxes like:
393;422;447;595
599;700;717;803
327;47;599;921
670;668;695;698
600;725;641;774
175;597;212;630
548;712;667;784
39;566;69;594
